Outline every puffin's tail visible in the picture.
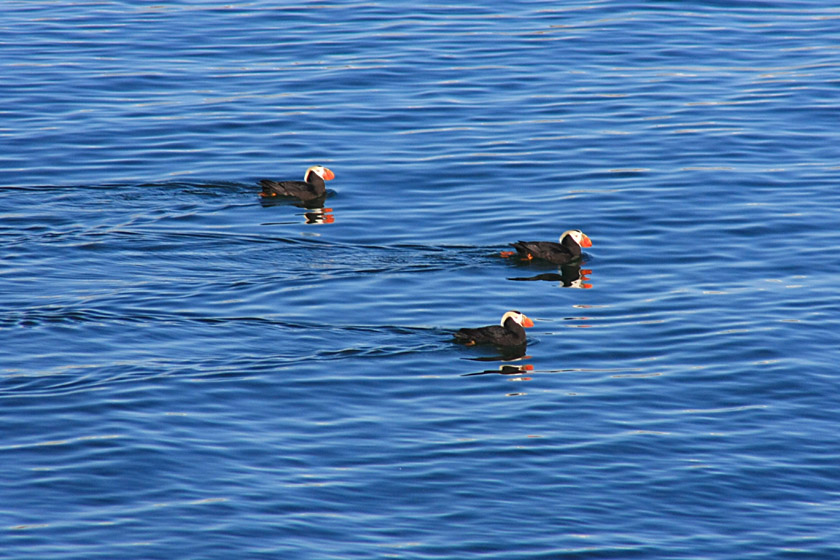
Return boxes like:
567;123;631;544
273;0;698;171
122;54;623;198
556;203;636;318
453;329;477;345
509;242;534;258
259;179;287;198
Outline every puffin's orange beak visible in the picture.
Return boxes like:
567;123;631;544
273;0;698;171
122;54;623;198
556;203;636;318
522;317;535;328
580;234;592;248
322;168;335;181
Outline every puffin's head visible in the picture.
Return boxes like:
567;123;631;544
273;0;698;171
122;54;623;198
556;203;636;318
305;165;335;182
501;310;535;328
560;229;592;248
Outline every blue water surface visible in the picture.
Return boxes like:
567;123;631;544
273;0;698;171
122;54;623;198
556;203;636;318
3;2;840;558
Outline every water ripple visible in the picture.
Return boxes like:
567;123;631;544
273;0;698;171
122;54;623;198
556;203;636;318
4;2;840;559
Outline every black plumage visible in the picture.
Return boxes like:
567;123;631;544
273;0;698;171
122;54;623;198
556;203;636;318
259;165;334;202
453;311;534;348
508;229;592;265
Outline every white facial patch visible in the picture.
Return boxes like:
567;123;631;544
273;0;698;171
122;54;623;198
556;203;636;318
305;166;325;181
500;311;523;326
560;229;582;244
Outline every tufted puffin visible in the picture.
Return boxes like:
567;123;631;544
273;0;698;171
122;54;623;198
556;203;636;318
453;310;534;348
259;165;335;201
502;229;592;265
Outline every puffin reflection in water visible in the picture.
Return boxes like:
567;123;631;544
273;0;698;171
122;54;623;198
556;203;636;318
304;208;335;225
461;363;534;379
508;262;593;289
453;310;534;358
501;229;592;265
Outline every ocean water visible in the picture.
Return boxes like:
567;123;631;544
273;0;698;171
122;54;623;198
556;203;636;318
3;2;840;558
